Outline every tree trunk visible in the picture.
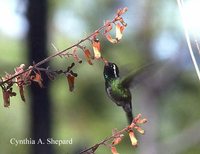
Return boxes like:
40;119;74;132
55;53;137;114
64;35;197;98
27;0;53;154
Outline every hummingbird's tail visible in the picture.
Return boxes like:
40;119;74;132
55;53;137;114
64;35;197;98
126;110;133;124
122;103;133;124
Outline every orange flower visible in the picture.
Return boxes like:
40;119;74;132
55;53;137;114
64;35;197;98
111;146;119;154
116;23;125;41
32;73;43;88
134;125;145;135
73;47;82;63
105;23;125;44
92;39;101;59
67;74;75;92
129;130;138;146
84;49;93;65
112;134;124;145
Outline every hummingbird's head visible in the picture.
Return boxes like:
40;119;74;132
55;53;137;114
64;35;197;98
103;62;119;80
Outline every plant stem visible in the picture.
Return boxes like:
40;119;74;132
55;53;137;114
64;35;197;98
0;19;115;86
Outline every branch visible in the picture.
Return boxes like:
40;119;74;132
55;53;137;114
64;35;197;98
0;7;128;107
79;114;147;154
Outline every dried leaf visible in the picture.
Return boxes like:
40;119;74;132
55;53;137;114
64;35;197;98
129;130;138;146
32;73;43;88
84;49;93;65
2;88;16;107
111;146;119;154
46;70;56;80
19;85;26;102
67;74;75;92
14;64;25;74
92;39;101;59
2;89;10;107
73;47;82;63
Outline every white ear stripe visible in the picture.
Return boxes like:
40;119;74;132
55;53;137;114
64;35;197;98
113;64;118;77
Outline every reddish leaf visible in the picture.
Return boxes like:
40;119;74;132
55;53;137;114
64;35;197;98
92;39;101;59
67;74;75;92
84;49;93;65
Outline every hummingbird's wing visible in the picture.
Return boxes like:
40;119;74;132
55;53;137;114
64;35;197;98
120;62;157;88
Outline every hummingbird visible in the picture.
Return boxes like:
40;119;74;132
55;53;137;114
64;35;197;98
103;62;154;124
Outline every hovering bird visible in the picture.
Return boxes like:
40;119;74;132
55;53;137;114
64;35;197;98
103;62;154;124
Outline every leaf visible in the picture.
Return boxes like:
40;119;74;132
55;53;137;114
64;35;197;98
111;146;119;154
2;89;10;107
32;73;43;88
129;130;138;146
2;88;16;107
84;49;93;65
92;39;101;59
19;85;26;102
67;74;75;92
14;64;25;74
73;47;82;63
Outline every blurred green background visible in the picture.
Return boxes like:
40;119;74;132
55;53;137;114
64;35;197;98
1;0;200;154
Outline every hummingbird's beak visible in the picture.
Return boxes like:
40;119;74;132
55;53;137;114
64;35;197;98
102;57;109;66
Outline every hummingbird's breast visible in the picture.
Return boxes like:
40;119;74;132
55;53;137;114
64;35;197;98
106;79;131;106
